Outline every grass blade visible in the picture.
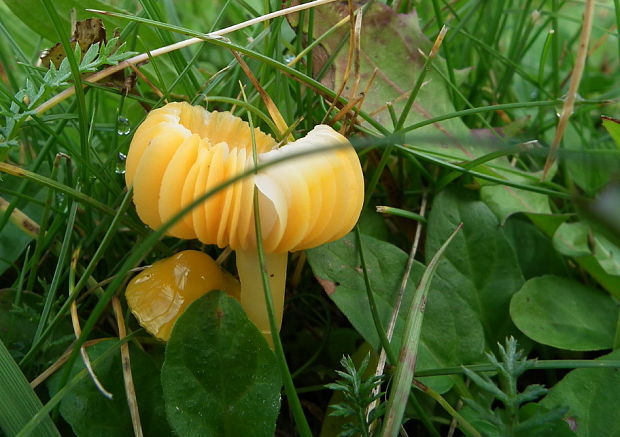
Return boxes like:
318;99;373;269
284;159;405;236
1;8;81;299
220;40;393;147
0;340;60;437
380;223;463;437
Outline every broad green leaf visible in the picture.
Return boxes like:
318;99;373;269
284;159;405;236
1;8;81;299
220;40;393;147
503;217;567;279
47;340;171;437
161;291;281;437
554;222;620;277
516;403;576;437
481;182;551;223
301;2;486;161
530;214;620;298
0;178;44;277
425;189;524;346
0;220;32;277
307;232;484;394
510;275;618;351
553;222;591;257
358;209;390;242
602;116;620;147
462;402;576;437
0;339;60;437
563;123;620;196
592;235;620;276
540;348;620;436
0;290;38;362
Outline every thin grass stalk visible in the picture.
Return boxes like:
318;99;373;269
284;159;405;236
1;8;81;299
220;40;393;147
0;197;39;238
534;28;555;126
21;189;134;365
243;94;312;436
614;0;620;63
23;160;58;294
613;309;620;350
34;0;338;115
30;339;111;389
138;0;198;95
375;205;427;223
33;200;78;344
415;359;620;377
392;145;570;199
40;0;90;184
16;337;136;437
353;227;441;436
0;340;61;437
380;223;462;437
0;111;71;232
69;300;112;399
251;189;312;437
429;0;456;102
542;0;595;179
14;246;31;308
398;100;594;135
354;227;396;364
412;380;481;437
368;195;427;430
395;25;448;130
112;297;144;437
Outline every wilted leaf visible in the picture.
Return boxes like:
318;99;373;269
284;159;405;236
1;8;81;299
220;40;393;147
300;2;488;160
301;2;550;219
6;0;126;45
39;18;107;69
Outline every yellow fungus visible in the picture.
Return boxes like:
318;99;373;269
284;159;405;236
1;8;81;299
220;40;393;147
125;102;364;343
125;250;239;340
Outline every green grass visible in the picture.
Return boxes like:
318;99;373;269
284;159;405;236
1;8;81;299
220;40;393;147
1;0;620;436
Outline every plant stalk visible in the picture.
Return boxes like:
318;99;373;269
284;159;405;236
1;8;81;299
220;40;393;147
236;249;288;347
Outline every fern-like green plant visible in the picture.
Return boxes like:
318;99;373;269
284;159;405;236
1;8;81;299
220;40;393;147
326;354;385;437
462;337;573;437
2;38;135;148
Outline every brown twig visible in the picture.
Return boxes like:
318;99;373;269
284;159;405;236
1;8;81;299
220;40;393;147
542;0;595;180
112;296;143;437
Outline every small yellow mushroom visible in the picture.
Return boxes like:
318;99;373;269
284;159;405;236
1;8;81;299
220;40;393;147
125;250;240;340
125;102;364;343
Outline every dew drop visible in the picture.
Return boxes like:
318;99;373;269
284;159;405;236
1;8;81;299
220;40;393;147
283;54;295;64
115;152;127;175
117;116;131;135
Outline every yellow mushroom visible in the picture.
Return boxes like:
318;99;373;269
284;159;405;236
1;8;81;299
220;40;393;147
125;102;364;342
125;250;240;340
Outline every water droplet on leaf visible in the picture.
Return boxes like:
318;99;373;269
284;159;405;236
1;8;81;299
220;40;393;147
115;152;127;174
117;116;131;135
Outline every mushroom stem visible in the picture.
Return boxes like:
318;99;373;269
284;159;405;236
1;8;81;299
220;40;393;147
236;249;288;346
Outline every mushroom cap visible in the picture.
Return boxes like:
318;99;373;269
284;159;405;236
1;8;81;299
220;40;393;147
125;250;240;340
126;102;364;253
